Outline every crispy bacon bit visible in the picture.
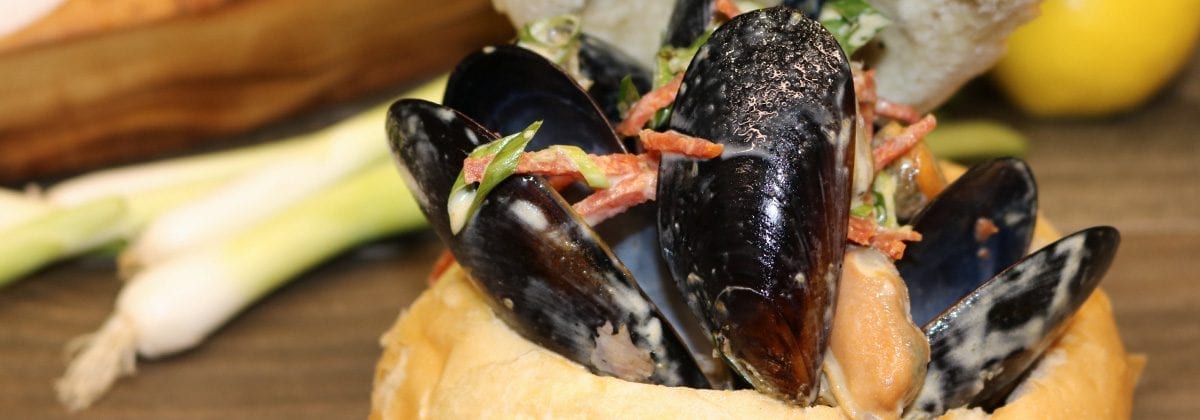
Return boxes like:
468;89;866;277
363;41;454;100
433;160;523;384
462;151;645;184
974;217;1000;243
873;114;938;170
546;175;577;191
616;73;684;137
428;249;456;284
572;155;660;225
848;216;876;246
848;216;923;260
876;100;923;124
871;227;922;260
714;0;741;20
639;129;724;159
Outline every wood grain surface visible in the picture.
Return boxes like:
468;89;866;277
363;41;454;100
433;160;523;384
0;0;512;183
1;42;1197;420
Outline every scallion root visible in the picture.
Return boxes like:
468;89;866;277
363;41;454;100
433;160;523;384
55;315;139;412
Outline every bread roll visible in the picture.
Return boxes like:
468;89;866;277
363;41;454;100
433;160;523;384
370;262;1142;419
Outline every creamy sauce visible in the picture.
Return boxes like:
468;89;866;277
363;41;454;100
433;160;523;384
508;200;548;231
590;321;654;382
447;188;477;234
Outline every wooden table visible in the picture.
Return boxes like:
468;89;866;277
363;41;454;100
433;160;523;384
2;51;1197;420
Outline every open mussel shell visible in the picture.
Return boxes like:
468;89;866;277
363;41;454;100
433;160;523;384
386;98;709;388
897;158;1037;326
444;44;620;153
578;34;653;125
660;7;856;404
445;44;731;387
909;226;1120;416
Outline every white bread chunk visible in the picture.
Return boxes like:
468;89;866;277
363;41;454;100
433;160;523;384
867;0;1040;111
492;0;1039;111
492;0;676;68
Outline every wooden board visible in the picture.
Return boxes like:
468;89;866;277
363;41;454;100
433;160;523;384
0;0;513;183
0;40;1196;420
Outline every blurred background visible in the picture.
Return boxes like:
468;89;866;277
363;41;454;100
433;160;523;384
0;0;1196;418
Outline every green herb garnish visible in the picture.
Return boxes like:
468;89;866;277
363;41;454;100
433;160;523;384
616;75;641;120
548;145;610;189
448;121;542;234
818;0;890;56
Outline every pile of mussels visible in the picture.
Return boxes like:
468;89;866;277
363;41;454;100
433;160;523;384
386;5;1119;418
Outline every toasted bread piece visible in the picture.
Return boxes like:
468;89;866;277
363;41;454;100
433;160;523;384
867;0;1040;111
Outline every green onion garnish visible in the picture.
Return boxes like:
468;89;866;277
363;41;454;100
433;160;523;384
447;121;542;234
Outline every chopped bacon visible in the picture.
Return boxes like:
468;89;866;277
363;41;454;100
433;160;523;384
546;175;577;191
572;155;660;225
853;69;878;145
848;216;923;260
871;227;922;260
616;73;684;137
872;114;938;170
876;100;923;124
639;129;724;159
974;217;999;243
463;151;645;184
714;0;741;20
853;69;878;103
428;249;457;284
848;216;876;246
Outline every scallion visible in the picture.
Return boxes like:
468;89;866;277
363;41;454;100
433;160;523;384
0;197;127;288
55;162;425;411
447;121;542;234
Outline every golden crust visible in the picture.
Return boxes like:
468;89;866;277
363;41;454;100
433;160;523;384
370;264;1142;419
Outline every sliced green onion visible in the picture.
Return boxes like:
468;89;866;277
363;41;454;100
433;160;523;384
56;162;426;411
0;197;127;288
850;203;875;218
872;171;899;229
616;75;641;120
447;121;542;234
818;0;890;56
549;145;610;189
654;30;712;87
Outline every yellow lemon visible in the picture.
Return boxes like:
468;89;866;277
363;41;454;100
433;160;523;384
992;0;1200;117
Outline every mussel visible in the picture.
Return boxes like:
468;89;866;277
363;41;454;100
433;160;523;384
384;4;1121;417
387;98;709;388
896;158;1119;416
659;6;856;405
442;44;730;387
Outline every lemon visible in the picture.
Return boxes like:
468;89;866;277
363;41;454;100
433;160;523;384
992;0;1200;117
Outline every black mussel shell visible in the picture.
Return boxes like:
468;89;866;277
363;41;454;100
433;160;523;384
897;158;1038;326
909;226;1120;416
578;34;653;125
387;99;709;388
659;7;856;404
664;0;714;48
446;44;730;387
444;45;622;154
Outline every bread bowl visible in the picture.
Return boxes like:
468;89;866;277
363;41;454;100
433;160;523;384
371;260;1143;418
371;3;1143;418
